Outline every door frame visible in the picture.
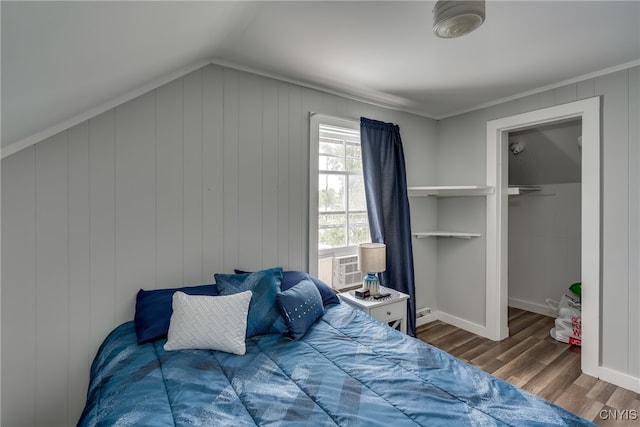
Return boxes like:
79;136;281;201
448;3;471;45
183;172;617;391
485;97;600;378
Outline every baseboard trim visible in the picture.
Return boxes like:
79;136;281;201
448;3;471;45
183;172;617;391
583;366;640;393
416;312;439;327
437;312;490;338
416;310;491;339
508;297;557;318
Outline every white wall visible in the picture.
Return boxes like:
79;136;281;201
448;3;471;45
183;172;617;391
405;122;439;315
436;66;639;387
508;184;581;315
1;64;436;426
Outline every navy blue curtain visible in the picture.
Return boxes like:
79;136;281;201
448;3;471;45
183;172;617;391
360;117;416;336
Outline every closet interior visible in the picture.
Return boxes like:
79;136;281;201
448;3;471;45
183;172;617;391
507;118;583;324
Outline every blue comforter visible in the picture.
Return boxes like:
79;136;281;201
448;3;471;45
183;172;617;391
79;303;593;426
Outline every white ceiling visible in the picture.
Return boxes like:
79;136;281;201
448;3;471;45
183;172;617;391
2;1;639;151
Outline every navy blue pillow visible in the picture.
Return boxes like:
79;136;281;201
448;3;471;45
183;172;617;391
215;267;286;337
134;284;219;344
234;270;340;306
277;278;325;340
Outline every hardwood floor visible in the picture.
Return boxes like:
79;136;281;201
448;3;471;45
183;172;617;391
417;307;640;426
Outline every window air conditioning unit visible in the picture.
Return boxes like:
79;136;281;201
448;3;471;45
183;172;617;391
332;255;363;290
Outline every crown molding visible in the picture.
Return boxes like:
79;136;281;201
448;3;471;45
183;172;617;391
434;59;640;120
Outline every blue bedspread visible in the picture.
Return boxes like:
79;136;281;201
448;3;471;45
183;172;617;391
79;303;594;426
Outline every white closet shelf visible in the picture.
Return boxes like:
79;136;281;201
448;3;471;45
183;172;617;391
508;185;542;195
408;185;494;197
412;231;481;239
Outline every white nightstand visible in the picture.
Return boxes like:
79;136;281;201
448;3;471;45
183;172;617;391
339;286;410;333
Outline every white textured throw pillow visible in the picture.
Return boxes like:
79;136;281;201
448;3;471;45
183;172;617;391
164;290;252;355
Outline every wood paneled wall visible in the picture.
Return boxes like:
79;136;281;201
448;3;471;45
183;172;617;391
1;64;437;426
435;66;639;388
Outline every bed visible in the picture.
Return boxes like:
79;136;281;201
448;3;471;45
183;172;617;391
78;268;594;426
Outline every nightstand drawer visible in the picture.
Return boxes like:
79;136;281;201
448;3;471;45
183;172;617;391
370;300;406;322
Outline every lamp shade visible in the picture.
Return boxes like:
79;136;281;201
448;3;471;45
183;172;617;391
358;243;386;273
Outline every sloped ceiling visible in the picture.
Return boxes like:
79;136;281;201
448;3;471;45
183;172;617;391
2;1;639;154
508;120;582;186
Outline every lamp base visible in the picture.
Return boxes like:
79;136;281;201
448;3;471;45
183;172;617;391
363;273;380;296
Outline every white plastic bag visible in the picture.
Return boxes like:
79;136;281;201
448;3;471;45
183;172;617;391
548;294;581;346
546;293;581;317
550;326;581;346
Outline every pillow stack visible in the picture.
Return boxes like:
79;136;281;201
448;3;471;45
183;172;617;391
134;267;335;354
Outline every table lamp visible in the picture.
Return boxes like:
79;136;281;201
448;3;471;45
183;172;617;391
358;243;386;296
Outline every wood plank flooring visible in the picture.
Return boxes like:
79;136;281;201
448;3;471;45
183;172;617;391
417;307;640;426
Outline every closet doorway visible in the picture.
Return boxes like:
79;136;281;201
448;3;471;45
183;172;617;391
485;97;601;380
507;119;582;320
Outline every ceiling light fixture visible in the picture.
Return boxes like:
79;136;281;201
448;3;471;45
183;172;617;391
433;0;485;39
509;141;526;155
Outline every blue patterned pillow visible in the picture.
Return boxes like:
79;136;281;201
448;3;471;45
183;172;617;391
234;269;340;306
215;267;286;337
276;278;325;340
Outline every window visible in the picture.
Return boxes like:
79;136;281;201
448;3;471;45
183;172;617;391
309;114;369;283
317;124;368;251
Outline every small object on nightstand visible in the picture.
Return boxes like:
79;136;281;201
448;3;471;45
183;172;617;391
373;292;391;299
354;288;370;299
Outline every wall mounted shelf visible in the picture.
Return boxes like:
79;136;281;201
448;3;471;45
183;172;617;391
413;231;481;239
408;185;495;197
508;185;542;196
409;186;490;241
